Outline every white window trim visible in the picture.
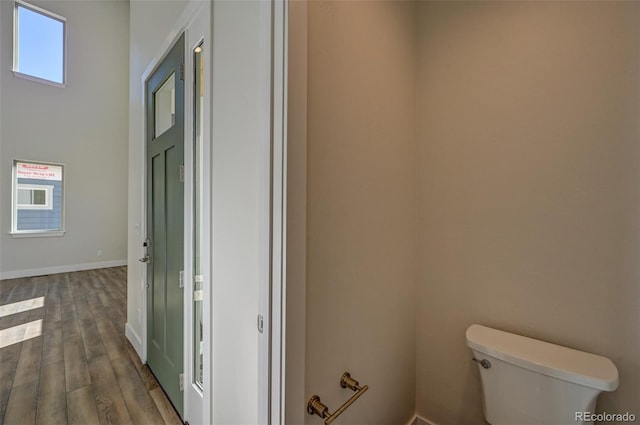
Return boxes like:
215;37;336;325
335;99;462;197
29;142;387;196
16;184;54;210
13;0;67;87
12;70;67;88
11;230;65;239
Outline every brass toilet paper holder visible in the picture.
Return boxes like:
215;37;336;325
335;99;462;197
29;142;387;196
307;372;369;424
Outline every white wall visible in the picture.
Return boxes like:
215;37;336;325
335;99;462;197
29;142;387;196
415;2;640;423
210;1;271;422
303;2;419;423
0;0;129;279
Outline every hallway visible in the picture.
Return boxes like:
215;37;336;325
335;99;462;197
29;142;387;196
0;267;181;425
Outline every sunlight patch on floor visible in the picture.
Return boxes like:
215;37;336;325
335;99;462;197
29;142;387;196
0;319;43;348
0;296;45;318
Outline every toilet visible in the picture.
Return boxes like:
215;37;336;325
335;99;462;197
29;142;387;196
466;324;619;425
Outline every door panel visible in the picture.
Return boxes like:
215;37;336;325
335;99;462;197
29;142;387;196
146;33;185;418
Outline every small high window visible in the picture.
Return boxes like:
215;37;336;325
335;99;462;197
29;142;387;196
12;161;65;236
13;1;66;86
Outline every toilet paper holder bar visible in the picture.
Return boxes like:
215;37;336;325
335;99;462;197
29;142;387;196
307;372;369;424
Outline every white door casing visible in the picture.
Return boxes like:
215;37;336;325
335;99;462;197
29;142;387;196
183;3;211;424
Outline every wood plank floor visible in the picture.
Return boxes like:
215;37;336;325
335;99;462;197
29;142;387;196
0;267;182;425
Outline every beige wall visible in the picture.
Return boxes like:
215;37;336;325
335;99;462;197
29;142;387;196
305;1;419;423
286;0;308;423
415;2;640;423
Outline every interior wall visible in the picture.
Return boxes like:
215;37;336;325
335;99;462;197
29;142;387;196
305;2;419;423
415;2;640;423
0;0;129;279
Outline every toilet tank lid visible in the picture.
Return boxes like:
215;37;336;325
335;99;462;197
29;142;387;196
466;324;619;391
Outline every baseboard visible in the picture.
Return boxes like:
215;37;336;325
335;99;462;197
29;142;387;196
125;322;144;361
406;415;437;425
0;259;127;280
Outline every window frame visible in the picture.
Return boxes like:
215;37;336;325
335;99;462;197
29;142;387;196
11;160;66;238
16;184;54;210
13;0;67;88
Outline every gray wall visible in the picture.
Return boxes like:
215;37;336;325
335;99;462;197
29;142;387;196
415;2;640;423
0;0;129;278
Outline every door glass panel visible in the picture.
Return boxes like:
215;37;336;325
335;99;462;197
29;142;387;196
193;42;204;390
155;73;176;138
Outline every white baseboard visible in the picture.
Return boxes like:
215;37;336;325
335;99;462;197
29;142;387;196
0;259;127;280
125;322;144;361
406;415;437;425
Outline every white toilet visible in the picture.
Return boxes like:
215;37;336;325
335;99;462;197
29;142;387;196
466;324;619;425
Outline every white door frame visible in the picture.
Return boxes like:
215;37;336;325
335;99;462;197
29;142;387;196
266;0;288;422
182;4;211;424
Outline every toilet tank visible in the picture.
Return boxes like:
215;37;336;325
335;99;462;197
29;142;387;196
466;324;619;425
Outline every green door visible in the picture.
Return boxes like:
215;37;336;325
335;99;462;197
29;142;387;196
145;33;185;417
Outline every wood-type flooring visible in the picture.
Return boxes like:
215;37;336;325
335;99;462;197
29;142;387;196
0;267;182;425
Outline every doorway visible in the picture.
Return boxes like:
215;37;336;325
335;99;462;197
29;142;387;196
144;33;185;418
130;1;287;422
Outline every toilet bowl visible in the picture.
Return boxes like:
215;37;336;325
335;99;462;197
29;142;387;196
466;324;619;425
